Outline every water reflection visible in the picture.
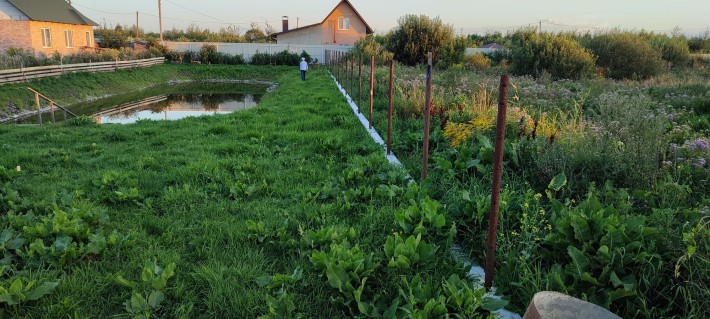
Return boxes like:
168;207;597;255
9;82;270;125
95;93;262;124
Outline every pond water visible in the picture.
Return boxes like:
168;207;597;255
18;82;271;124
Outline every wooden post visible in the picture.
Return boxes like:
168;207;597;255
421;53;433;180
387;59;394;155
369;55;374;129
35;92;42;125
50;101;56;123
158;0;163;43
484;74;510;291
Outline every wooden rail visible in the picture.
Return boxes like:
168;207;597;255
0;57;165;85
25;87;77;125
92;95;167;119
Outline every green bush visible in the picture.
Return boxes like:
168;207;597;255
649;35;691;68
585;31;664;79
509;32;596;80
250;50;299;66
463;53;491;70
353;35;394;66
385;15;459;66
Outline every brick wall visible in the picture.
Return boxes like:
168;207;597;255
28;21;94;56
0;20;32;53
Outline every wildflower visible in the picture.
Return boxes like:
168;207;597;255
693;157;706;168
695;139;709;151
670;143;680;151
662;161;672;166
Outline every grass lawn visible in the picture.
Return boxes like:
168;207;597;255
0;65;494;318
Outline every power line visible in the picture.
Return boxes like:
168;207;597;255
163;0;229;24
72;3;133;15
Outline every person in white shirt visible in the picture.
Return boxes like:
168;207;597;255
299;57;308;81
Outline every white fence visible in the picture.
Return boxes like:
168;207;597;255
165;42;352;64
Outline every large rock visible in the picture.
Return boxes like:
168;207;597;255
523;291;621;319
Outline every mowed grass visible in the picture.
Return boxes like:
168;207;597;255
0;65;413;318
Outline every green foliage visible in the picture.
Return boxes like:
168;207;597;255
0;278;58;306
66;115;96;126
93;171;142;205
384;233;438;270
256;268;304;319
353;35;394;66
544;193;661;313
386;15;458;66
510;32;596;80
463;53;491;71
394;197;455;245
650;35;691;67
115;258;176;318
251;50;300;66
198;45;245;65
310;242;376;305
585;31;664;79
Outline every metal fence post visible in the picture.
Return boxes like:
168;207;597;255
484;74;510;291
421;53;433;180
387;59;394;155
369;55;374;129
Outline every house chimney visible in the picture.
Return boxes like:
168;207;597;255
282;16;289;32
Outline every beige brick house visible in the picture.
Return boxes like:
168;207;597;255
0;0;97;56
272;0;373;45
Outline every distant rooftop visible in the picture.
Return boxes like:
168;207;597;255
7;0;97;26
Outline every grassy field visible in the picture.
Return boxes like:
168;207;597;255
0;65;502;318
2;60;708;318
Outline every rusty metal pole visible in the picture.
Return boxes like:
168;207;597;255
387;59;394;155
345;53;349;94
369;55;374;129
421;53;433;180
484;74;510;291
350;53;354;97
358;52;362;114
35;92;42;125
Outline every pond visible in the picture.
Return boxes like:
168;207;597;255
18;81;272;124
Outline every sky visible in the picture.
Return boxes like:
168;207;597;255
71;0;710;36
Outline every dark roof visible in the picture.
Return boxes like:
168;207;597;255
272;0;373;37
8;0;97;26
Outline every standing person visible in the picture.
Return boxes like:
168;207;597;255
299;57;308;81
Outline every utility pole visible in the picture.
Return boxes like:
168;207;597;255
136;12;140;39
158;0;163;43
539;20;542;34
297;17;299;28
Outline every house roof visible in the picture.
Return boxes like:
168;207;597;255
479;43;503;49
271;0;373;37
7;0;98;26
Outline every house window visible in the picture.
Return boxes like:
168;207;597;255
65;30;74;48
41;28;51;47
86;31;92;46
338;17;350;30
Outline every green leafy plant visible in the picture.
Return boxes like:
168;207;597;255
384;233;438;270
0;278;58;307
310;242;377;310
395;197;455;245
544;193;661;312
256;268;304;319
115;258;176;319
